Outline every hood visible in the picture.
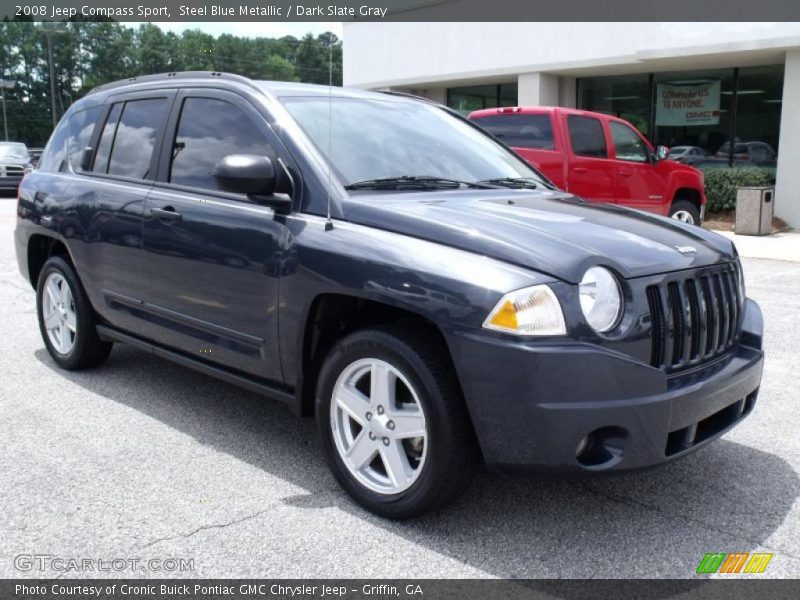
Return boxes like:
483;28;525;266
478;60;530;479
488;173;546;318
0;156;30;167
343;189;735;284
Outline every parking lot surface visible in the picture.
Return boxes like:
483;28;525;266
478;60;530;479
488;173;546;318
1;198;798;578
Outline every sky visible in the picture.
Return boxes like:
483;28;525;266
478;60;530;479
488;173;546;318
129;21;343;39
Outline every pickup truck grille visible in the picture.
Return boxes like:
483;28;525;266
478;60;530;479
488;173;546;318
646;264;742;371
0;164;25;178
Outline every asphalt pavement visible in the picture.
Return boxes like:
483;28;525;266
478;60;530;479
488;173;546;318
1;197;798;579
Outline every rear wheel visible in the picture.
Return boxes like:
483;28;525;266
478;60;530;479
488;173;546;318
669;199;701;225
36;256;112;370
316;325;479;518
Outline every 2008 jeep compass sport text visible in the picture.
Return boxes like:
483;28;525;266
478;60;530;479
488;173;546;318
15;73;764;518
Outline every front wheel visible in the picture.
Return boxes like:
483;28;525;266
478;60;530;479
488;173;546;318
316;325;479;518
669;199;701;226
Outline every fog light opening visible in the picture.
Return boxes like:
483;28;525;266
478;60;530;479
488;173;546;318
576;426;628;470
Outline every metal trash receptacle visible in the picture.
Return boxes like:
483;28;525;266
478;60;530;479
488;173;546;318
735;186;774;236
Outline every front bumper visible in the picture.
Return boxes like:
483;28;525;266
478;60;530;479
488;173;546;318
447;299;764;474
0;176;22;190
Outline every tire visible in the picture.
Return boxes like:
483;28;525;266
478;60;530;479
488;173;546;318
316;324;479;518
669;199;701;226
36;256;112;370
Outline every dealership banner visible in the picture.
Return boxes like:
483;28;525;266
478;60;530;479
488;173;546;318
0;0;799;21
656;81;721;127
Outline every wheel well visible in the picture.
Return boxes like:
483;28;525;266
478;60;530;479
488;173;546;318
673;188;701;212
297;294;452;417
27;235;70;289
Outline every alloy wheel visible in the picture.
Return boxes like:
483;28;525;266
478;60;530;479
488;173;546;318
330;358;428;494
42;272;77;355
672;210;695;224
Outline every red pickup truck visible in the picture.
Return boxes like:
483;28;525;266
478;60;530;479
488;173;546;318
469;107;706;225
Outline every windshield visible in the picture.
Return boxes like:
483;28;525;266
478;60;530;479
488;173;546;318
278;95;548;189
0;143;29;159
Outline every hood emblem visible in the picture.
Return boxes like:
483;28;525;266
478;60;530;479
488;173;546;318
675;245;697;255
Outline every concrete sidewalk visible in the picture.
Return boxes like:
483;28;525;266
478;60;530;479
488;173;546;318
711;229;800;262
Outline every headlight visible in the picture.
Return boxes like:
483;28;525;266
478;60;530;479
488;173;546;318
579;266;622;333
24;166;33;174
482;284;566;336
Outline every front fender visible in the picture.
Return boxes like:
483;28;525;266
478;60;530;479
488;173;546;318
278;213;556;388
666;166;706;206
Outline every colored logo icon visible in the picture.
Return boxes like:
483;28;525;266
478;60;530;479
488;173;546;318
696;552;773;574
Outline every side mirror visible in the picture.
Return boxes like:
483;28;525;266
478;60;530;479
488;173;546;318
213;154;276;195
655;145;670;161
213;154;291;212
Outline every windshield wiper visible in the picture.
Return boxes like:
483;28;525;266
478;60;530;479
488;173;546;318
477;177;542;189
344;176;498;191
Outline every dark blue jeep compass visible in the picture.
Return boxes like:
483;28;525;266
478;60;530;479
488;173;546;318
15;72;764;518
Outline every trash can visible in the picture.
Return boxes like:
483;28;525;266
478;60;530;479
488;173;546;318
735;186;774;236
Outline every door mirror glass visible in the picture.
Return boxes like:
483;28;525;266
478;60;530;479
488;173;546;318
655;145;670;161
213;154;277;196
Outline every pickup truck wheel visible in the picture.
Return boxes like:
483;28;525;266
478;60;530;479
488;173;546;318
36;256;112;370
669;200;701;225
316;326;478;518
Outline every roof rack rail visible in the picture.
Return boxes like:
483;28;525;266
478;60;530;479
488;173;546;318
377;90;443;105
87;71;255;95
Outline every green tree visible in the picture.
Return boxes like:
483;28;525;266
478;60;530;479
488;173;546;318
0;20;342;146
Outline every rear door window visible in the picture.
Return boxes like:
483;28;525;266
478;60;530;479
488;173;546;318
93;103;123;175
93;97;169;179
473;114;555;150
567;115;607;158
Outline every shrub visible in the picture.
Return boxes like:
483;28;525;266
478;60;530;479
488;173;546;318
701;167;776;212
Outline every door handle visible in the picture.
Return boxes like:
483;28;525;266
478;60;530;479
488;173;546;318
572;166;588;174
151;206;182;222
619;169;634;177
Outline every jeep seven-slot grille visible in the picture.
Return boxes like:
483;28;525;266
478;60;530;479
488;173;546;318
646;265;742;371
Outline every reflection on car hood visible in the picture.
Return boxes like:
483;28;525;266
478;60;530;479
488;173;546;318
343;189;734;283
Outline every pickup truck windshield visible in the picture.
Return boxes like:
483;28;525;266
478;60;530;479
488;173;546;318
0;143;29;160
279;96;547;190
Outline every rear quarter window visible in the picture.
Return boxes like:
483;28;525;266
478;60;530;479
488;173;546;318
473;114;555;150
37;118;68;172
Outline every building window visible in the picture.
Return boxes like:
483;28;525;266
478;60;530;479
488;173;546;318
578;74;650;137
447;83;518;116
734;65;783;170
578;65;783;170
651;68;735;165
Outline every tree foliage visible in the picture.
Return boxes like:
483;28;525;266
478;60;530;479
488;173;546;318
0;21;342;145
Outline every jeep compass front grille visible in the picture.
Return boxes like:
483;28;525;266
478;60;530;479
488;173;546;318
646;264;742;371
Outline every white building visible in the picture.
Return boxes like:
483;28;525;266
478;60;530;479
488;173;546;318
343;22;800;227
